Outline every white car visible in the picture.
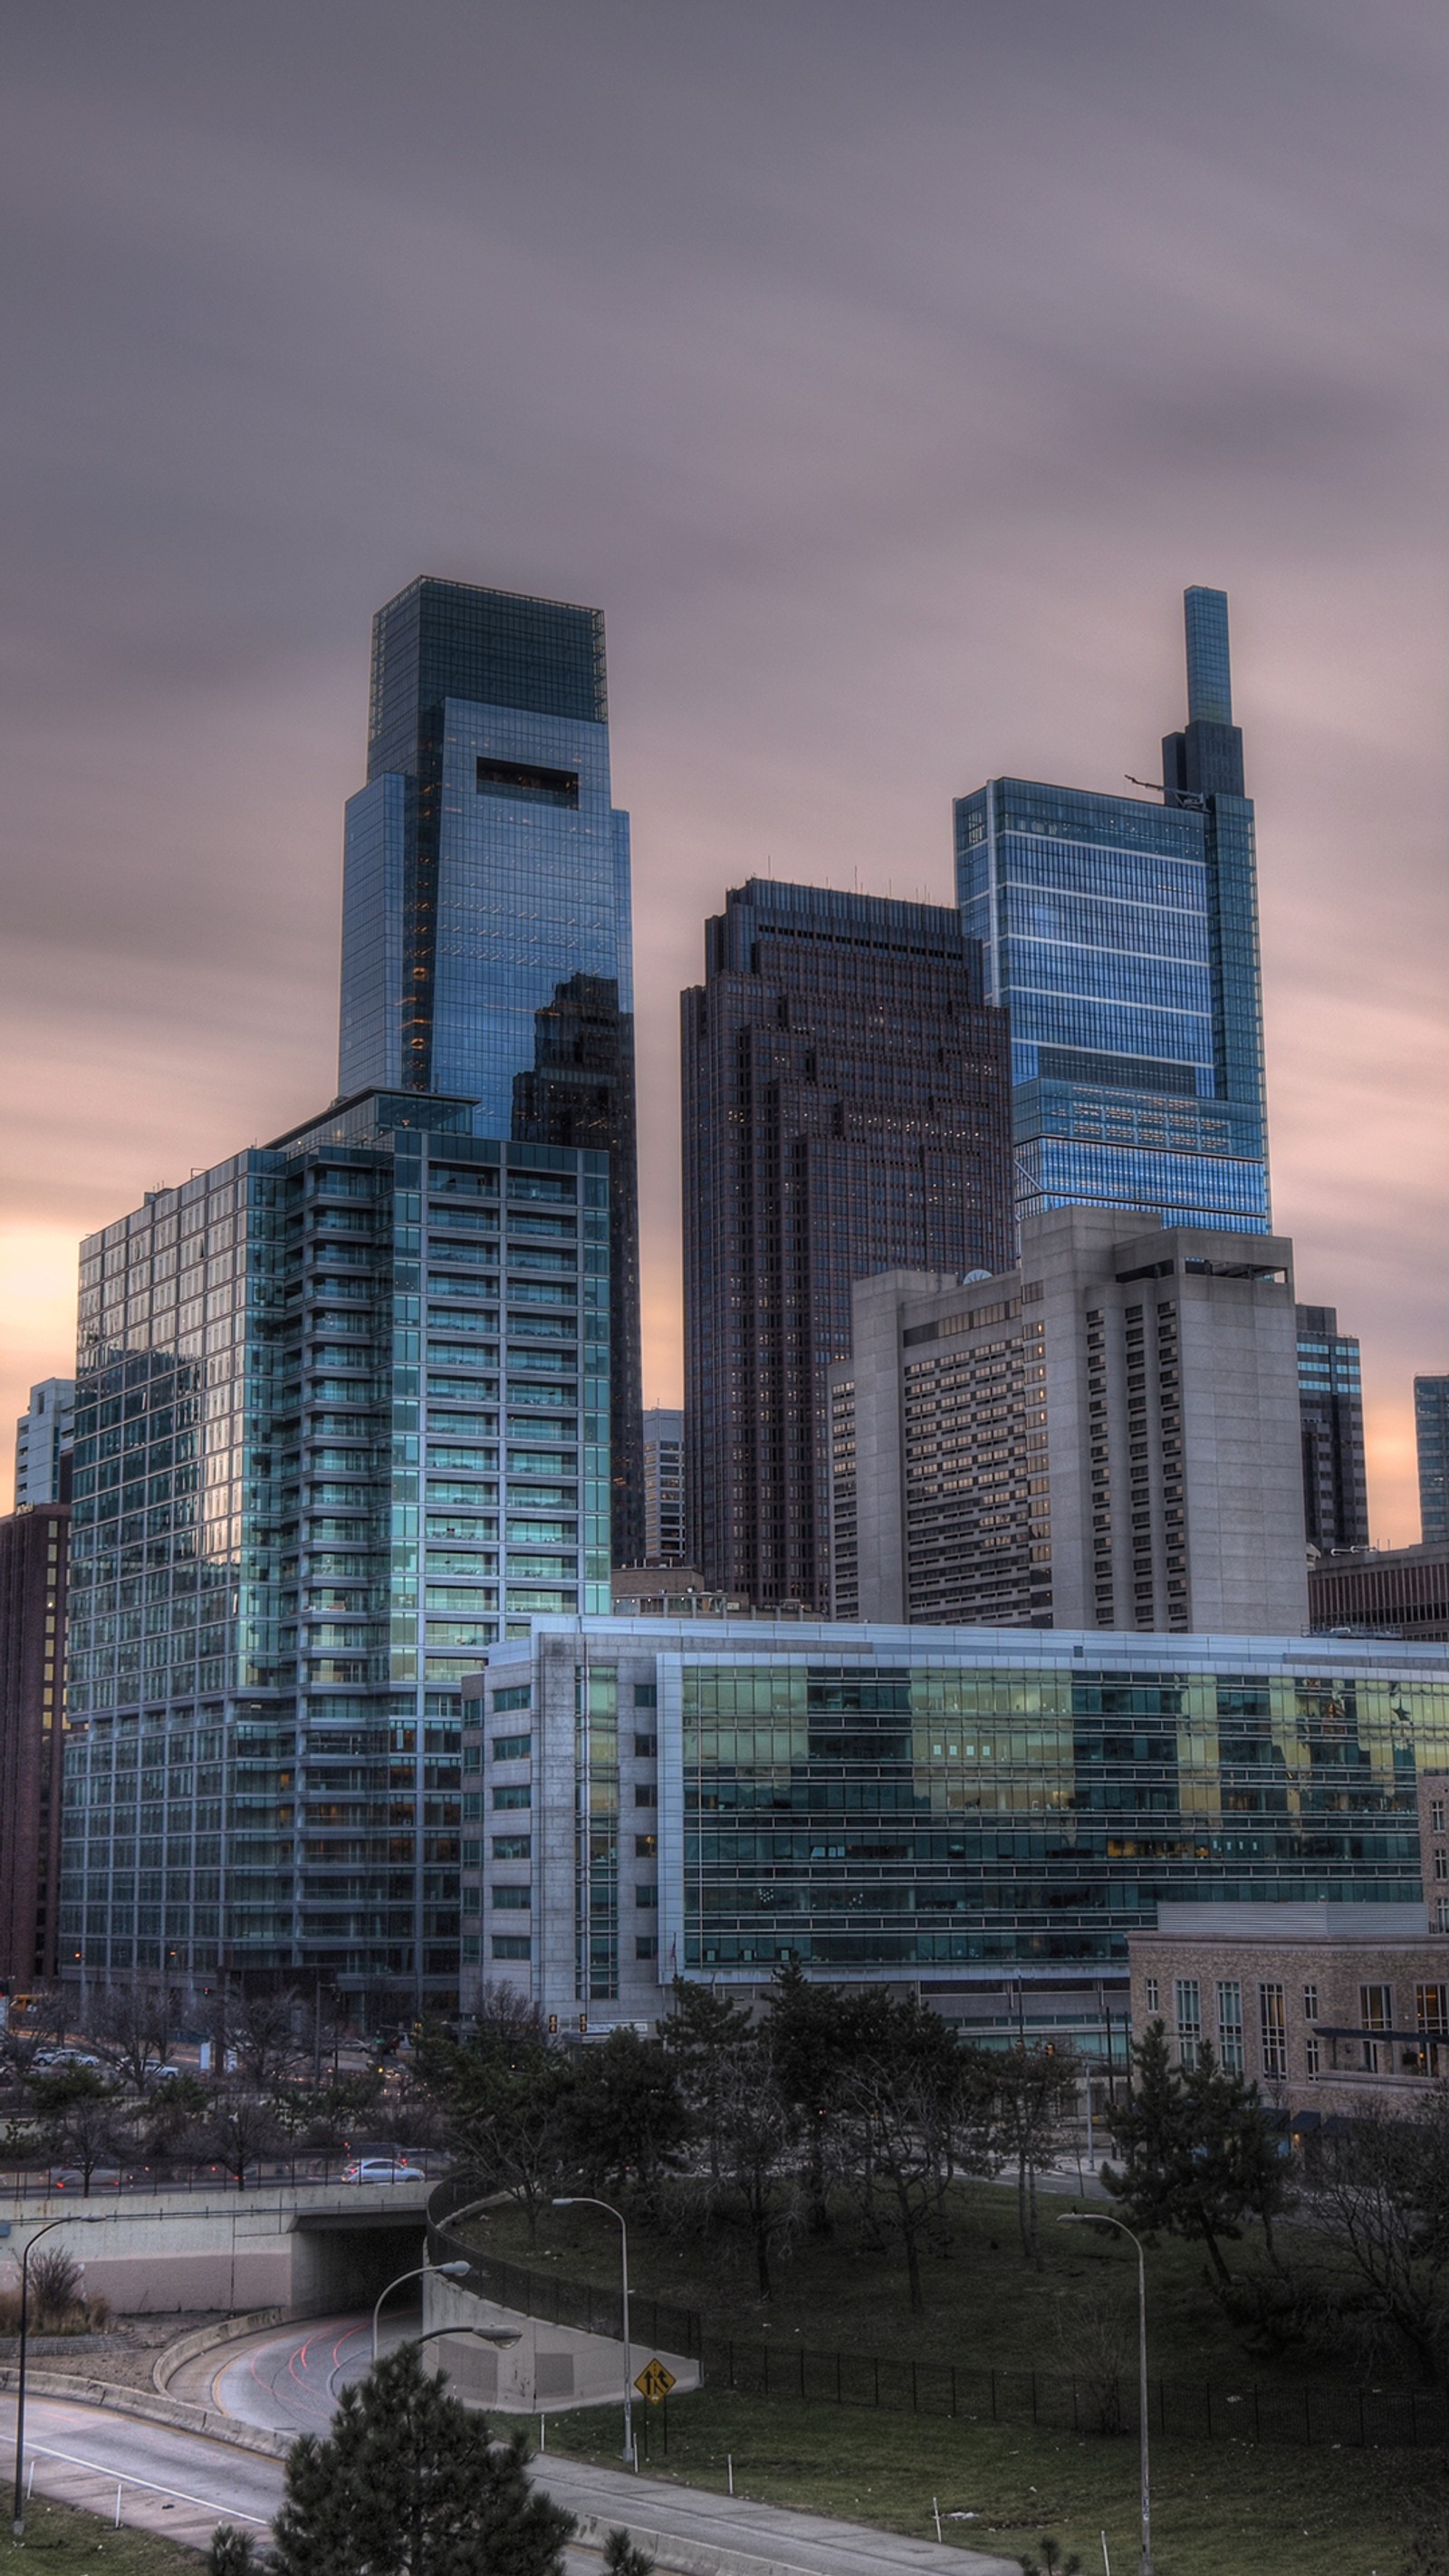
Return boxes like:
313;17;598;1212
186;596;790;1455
341;2158;424;2185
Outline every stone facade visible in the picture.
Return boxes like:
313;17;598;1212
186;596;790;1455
1128;1898;1449;2121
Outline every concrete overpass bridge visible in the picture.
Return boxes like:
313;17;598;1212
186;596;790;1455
0;2178;431;2314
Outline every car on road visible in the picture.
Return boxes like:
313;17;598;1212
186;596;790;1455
340;2158;425;2184
47;2165;123;2190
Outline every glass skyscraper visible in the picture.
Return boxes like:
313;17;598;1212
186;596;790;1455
61;1088;610;2016
338;577;643;1562
1417;1376;1449;1548
956;588;1270;1233
1297;1304;1369;1553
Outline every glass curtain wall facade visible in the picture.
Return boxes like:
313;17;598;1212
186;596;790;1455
956;589;1270;1233
61;1088;609;2015
338;577;642;1562
1297;1304;1369;1552
1417;1377;1449;1548
461;1618;1448;2026
682;880;1014;1612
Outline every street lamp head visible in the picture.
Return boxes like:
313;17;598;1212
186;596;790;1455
470;2328;521;2348
437;2260;472;2277
552;2196;576;2207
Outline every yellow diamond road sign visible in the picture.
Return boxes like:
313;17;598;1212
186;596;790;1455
634;2358;677;2404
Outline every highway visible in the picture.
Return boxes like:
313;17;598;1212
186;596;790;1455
6;2317;1020;2575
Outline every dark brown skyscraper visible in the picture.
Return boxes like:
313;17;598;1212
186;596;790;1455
0;1503;69;1985
683;879;1014;1610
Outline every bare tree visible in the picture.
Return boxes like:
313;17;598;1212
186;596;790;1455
228;1989;307;2094
1051;2289;1134;2435
30;2069;130;2195
200;2090;288;2188
1298;2091;1449;2382
991;2044;1080;2268
0;1990;67;2089
84;1975;179;2091
711;2033;801;2301
832;2023;991;2314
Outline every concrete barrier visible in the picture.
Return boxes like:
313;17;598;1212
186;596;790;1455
421;2268;698;2417
152;2306;288;2393
0;2360;293;2459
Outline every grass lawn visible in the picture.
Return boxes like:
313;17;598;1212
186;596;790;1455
4;2497;198;2572
543;2387;1432;2575
472;2177;1377;2398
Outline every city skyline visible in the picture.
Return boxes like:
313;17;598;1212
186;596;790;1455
5;3;1448;1543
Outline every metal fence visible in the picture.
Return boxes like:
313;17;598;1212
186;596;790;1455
427;2176;1449;2452
0;2148;449;2199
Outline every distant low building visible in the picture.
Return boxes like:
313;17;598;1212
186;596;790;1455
1128;1900;1449;2125
1309;1542;1449;1642
641;1408;686;1565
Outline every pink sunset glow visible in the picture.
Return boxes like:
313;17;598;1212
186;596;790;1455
2;3;1445;1543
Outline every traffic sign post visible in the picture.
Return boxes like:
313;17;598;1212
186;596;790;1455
633;2358;676;2405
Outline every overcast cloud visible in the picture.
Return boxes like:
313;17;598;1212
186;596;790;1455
2;0;1445;1534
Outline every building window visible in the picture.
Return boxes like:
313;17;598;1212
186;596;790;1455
1432;1798;1446;1834
1302;1984;1318;2021
1174;1978;1201;2069
1415;1985;1448;2036
492;1886;531;1909
1359;1982;1392;2073
1438;1898;1449;1936
1144;1976;1159;2015
1215;1980;1243;2073
491;1935;531;1960
1259;1983;1287;2079
635;1935;658;1961
493;1733;532;1763
1305;2036;1321;2078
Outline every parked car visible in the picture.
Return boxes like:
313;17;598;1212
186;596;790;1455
340;2158;424;2185
141;2062;182;2084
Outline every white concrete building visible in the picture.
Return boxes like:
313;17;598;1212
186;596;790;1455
830;1206;1308;1637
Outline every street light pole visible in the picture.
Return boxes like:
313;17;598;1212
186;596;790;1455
1058;2213;1153;2576
553;2195;634;2467
11;2208;176;2539
372;2259;472;2363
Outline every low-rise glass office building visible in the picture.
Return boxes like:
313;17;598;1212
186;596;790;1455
460;1618;1449;2034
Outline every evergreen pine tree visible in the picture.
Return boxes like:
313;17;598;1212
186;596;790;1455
206;2531;262;2576
603;2532;657;2574
258;2341;573;2576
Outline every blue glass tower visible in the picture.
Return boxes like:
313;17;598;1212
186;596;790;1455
955;589;1270;1233
339;577;643;1557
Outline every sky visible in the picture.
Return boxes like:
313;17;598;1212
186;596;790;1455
2;0;1446;1540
